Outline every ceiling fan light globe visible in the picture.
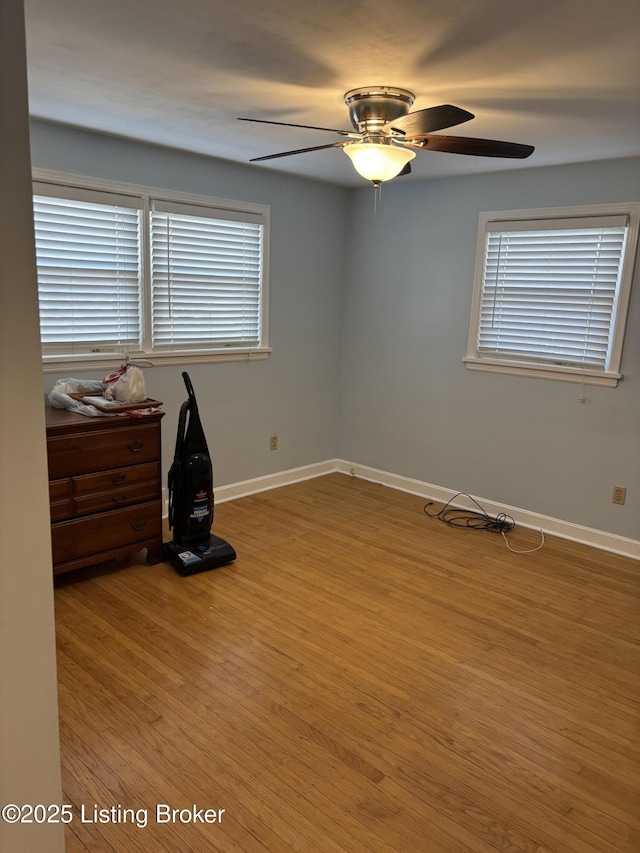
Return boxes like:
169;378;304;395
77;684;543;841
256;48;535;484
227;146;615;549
343;143;415;182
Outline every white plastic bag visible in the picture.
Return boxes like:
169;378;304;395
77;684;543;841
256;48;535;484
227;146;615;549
49;378;108;417
103;364;147;404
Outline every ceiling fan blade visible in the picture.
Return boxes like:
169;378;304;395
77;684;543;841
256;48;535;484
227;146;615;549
250;143;344;162
408;135;534;158
397;162;412;177
383;105;474;136
239;117;352;136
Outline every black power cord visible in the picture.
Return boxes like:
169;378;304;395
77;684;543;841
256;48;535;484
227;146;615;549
424;492;544;553
424;492;515;532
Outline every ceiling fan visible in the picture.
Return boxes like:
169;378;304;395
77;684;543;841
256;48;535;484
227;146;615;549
239;86;534;185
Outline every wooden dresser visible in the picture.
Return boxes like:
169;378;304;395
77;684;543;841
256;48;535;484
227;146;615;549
45;408;165;575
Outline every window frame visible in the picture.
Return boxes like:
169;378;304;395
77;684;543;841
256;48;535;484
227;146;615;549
464;202;640;387
32;169;271;373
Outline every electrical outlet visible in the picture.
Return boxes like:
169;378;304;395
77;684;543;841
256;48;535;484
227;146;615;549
269;435;278;451
612;485;626;506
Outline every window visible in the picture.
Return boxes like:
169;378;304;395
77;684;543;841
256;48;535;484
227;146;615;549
33;185;143;357
150;200;264;352
465;203;639;387
32;171;270;371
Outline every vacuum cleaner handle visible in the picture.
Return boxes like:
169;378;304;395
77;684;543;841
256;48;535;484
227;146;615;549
173;399;189;459
182;371;204;421
182;371;196;403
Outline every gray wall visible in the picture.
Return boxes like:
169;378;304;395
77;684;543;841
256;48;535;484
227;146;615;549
0;4;64;852
30;120;348;486
339;158;640;540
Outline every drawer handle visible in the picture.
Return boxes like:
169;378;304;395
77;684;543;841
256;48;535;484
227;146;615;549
131;519;146;531
112;493;127;504
111;473;126;484
127;439;144;452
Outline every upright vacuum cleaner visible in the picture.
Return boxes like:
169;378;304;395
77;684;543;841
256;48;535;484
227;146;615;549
164;372;236;575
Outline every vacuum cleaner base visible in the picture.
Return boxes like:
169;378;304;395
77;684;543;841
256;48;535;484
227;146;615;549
164;535;237;576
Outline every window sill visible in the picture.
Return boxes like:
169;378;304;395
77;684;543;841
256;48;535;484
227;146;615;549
42;348;272;374
463;357;621;387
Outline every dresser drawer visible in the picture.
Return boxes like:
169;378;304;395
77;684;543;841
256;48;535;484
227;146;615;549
50;478;71;502
73;461;160;495
49;479;72;521
47;423;160;478
50;500;73;522
51;500;162;564
74;481;160;516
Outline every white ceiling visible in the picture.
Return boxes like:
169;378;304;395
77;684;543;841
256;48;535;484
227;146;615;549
24;0;640;187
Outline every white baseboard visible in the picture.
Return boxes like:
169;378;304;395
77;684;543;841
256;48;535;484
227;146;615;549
163;459;639;561
215;460;338;503
162;460;335;517
334;460;640;562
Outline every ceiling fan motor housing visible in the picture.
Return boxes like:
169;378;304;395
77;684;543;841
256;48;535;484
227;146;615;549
344;87;415;135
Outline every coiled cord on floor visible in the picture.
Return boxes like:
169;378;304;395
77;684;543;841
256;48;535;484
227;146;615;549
424;493;544;553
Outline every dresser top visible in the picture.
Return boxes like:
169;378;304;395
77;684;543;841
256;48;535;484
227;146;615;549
45;406;164;435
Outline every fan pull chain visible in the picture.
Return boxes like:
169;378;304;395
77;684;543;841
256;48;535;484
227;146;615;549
373;180;382;216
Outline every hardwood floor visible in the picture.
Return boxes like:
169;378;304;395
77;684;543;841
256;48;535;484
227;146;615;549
54;473;640;852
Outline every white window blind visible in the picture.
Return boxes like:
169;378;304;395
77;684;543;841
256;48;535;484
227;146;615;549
33;187;142;355
477;215;628;370
32;173;270;368
150;200;264;352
